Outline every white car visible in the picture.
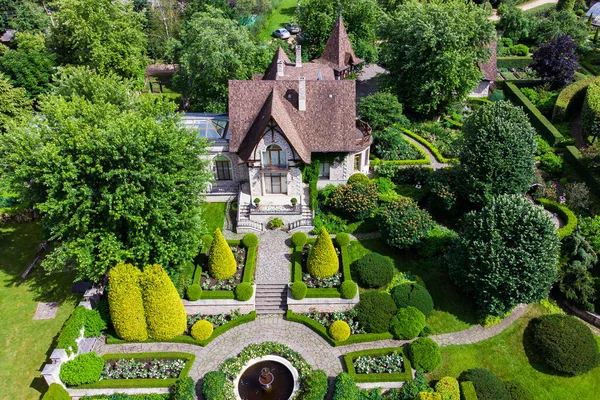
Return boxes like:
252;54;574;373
273;28;291;40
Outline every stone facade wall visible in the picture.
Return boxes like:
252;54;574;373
205;143;248;195
317;146;370;188
287;289;359;313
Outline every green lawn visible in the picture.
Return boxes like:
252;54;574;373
427;304;600;399
348;238;477;335
257;0;298;43
0;223;78;399
201;202;227;234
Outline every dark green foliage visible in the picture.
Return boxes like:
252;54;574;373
42;383;71;400
300;370;329;400
458;101;536;204
356;291;397;333
186;284;202;301
333;372;359;400
353;253;394;288
336;233;351;247
202;370;226;400
557;0;575;12
358;92;409;131
528;314;599;375
235;282;253;301
374;127;423;161
499;7;531;42
417;226;458;258
532;10;588;44
378;198;435;250
582;77;600;140
504;381;534;400
171;377;195;400
291;281;308;300
559;230;598;311
389;306;426;340
340;280;358;299
408;338;442;372
326;183;379;221
388;371;431;400
390;283;434;317
59;352;104;387
539;152;563;174
459;368;509;400
450;195;560;316
241;233;258;248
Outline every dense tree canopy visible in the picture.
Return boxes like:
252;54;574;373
450;195;560;316
380;0;494;114
0;73;31;131
358;92;409;132
458;101;537;205
50;0;147;80
0;75;211;281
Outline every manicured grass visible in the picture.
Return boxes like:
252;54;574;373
348;238;477;335
201;202;227;234
427;305;600;399
0;223;79;400
257;0;298;43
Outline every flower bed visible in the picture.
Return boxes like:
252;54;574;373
187;309;242;331
199;245;246;291
303;308;365;334
343;348;413;383
354;352;404;374
101;358;186;380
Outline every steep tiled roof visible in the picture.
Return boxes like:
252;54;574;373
315;16;363;72
480;41;497;82
257;47;335;81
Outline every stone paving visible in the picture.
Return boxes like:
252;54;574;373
255;229;292;283
33;302;59;320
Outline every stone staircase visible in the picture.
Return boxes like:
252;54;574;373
255;283;288;315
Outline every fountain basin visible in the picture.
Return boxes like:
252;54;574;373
234;355;300;400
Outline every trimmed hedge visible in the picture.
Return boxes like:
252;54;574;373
401;128;459;164
408;337;442;372
339;280;357;299
172;377;195;400
292;231;308;247
333;372;359;400
390;283;434;317
191;320;213;341
504;381;533;400
307;227;339;278
356;291;397;333
353;252;394;288
301;370;329;400
141;264;186;340
536;198;577;239
342;347;413;383
108;263;148;342
389;306;426;340
459;381;478;400
329;320;351;342
335;232;351;247
435;376;460;400
582;77;600;140
208;228;237;279
185;284;202;301
241;233;258;248
242;241;257;282
42;383;70;400
202;370;226;400
291;281;308;300
60;352;104;387
552;78;593;122
460;369;509;400
348;173;371;185
235;282;253;301
497;56;532;69
504;82;564;145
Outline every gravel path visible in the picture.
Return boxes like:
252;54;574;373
402;133;450;170
488;0;557;21
255;229;292;283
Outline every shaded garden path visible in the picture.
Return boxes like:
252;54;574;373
402;133;450;170
488;0;558;21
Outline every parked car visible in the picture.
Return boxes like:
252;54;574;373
285;23;301;34
273;28;291;39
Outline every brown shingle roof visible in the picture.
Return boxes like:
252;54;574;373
257;47;335;81
315;16;363;72
480;41;497;82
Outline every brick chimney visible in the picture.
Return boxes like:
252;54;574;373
296;45;302;68
298;77;306;111
277;59;284;77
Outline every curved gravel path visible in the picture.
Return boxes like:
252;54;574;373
401;133;450;170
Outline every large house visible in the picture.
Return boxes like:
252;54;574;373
183;16;372;232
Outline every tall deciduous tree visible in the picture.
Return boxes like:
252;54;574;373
50;0;147;80
0;77;211;281
380;0;494;114
532;35;579;88
450;195;560;316
458;101;536;205
0;73;31;130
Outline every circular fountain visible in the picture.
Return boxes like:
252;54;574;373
234;355;300;400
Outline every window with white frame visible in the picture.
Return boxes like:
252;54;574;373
319;162;330;178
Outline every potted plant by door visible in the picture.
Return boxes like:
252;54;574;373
253;198;261;210
291;197;298;210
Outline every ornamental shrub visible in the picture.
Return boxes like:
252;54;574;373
378;198;435;250
374;127;423;160
340;280;358;299
510;44;529;56
459;381;477;400
434;376;459;400
201;234;213;249
235;282;253;301
172;377;195;400
527;314;599;375
327;183;379;221
329;320;351;342
186;284;202;301
348;173;371;185
292;231;308;247
42;383;70;400
140;264;187;340
390;283;434;317
460;368;509;400
333;372;358;400
191;320;214;341
301;370;328;400
335;232;351;247
417;226;458;258
416;393;441;400
241;233;259;248
59;352;104;387
307;227;339;278
356;291;397;333
208;228;237;279
291;281;308;300
202;370;226;400
539;152;563;174
504;381;533;400
409;337;442;372
582;77;600;140
389;306;426;340
107;263;148;342
353;253;394;288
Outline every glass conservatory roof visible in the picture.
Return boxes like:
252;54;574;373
182;113;229;141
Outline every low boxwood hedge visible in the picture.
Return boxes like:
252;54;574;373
497;56;532;69
400;128;459;164
552;78;593;123
342;347;413;383
536;198;577;239
459;368;509;400
459;381;478;400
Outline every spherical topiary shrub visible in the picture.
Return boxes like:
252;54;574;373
301;370;328;399
329;320;351;342
291;281;308;300
208;228;237;279
191;320;214;341
353;252;394;288
339;280;358;299
408;337;442;372
307;227;339;278
389;306;426;340
59;352;104;387
333;372;358;400
202;370;226;400
335;232;351;247
504;381;533;400
348;173;371;185
434;376;460;400
291;231;308;247
390;283;434;317
186;284;202;301
242;233;259;248
42;383;71;400
356;291;397;333
201;234;213;249
108;263;148;342
459;368;509;400
235;282;253;301
527;314;599;375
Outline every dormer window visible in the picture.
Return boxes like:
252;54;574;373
263;144;286;168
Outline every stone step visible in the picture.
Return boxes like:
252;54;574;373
256;299;286;306
255;306;286;314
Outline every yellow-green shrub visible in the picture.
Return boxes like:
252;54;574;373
329;320;351;342
140;264;187;340
107;263;148;342
416;393;441;400
42;383;70;400
208;228;237;279
307;227;339;278
435;376;459;400
582;77;600;140
191;320;214;341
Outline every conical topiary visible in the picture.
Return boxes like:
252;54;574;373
307;227;339;278
140;264;187;340
108;263;148;342
208;228;237;279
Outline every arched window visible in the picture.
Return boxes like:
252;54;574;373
263;144;286;168
214;156;232;180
